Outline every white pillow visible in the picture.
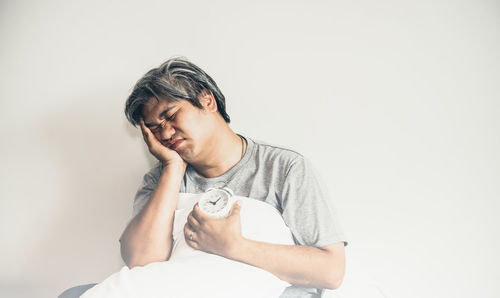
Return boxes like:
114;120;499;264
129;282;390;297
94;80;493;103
81;193;294;298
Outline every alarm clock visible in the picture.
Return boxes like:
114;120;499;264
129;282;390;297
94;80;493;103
198;187;234;218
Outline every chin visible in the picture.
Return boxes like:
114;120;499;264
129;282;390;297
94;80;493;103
176;148;192;162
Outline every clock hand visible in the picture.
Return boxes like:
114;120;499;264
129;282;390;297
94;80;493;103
208;197;221;205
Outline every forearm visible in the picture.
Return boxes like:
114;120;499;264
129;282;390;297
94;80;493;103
228;240;345;290
120;165;184;268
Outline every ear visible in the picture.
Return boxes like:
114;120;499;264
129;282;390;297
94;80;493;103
199;90;218;113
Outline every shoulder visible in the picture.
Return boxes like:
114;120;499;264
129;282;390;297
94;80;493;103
250;138;304;163
245;137;312;178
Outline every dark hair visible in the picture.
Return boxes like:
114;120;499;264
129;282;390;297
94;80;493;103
124;57;230;126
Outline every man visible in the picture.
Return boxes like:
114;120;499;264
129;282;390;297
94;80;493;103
120;57;347;298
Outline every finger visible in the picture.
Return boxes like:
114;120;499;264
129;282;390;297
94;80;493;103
229;200;242;217
140;117;165;147
139;118;151;142
186;239;197;249
184;222;192;235
187;212;201;230
139;117;147;132
140;118;155;137
192;203;208;223
184;223;196;243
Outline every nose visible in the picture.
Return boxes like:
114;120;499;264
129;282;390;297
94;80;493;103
156;121;175;142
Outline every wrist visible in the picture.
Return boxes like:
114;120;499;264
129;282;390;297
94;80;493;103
162;160;186;173
159;161;186;183
226;235;248;261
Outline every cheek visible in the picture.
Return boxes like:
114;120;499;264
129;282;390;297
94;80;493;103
180;112;209;137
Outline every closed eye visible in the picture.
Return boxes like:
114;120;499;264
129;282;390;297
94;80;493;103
149;121;163;133
166;112;177;121
149;112;177;133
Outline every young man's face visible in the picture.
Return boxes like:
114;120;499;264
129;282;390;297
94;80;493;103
141;97;214;163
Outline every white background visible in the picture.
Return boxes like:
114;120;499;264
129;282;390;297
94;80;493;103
1;0;499;297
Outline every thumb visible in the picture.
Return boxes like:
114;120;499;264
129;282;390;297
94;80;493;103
229;200;242;217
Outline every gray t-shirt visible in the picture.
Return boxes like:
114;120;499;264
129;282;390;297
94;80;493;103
132;136;347;298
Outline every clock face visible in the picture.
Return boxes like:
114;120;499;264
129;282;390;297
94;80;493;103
199;188;232;217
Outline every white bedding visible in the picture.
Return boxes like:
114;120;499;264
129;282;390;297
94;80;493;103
81;193;294;298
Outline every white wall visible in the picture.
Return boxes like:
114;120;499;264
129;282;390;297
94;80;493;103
1;0;499;297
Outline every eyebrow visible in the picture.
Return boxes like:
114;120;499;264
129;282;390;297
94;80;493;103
144;106;176;127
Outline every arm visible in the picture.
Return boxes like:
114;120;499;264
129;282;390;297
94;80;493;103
185;203;346;290
119;164;184;268
119;118;186;268
230;237;345;289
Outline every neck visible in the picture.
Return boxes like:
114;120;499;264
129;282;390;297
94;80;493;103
190;125;246;178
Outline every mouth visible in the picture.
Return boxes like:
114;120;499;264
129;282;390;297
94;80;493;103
167;138;184;150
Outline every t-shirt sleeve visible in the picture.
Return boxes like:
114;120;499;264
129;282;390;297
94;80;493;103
280;156;348;247
132;163;163;218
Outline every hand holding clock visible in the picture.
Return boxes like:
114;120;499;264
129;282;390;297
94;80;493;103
184;201;244;258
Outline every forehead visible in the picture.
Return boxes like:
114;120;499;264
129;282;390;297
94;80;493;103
141;97;179;118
